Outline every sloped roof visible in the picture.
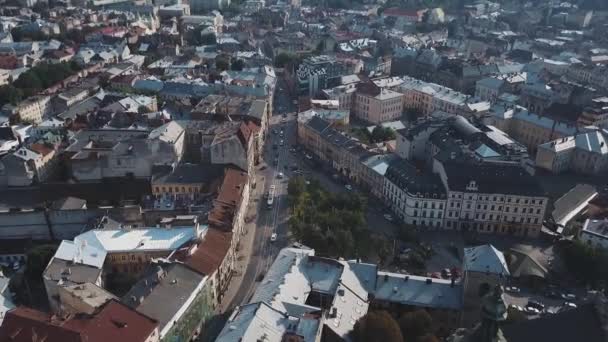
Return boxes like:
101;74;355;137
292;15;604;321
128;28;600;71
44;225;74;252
508;249;548;279
464;244;510;276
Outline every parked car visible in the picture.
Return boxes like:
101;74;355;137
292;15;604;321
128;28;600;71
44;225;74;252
561;293;576;301
509;304;524;312
345;184;353;191
270;233;277;242
545;290;561;299
527;300;545;311
383;214;394;222
305;154;313;160
441;268;452;279
524;306;541;315
280;140;284;146
506;286;521;293
277;172;284;179
563;302;577;309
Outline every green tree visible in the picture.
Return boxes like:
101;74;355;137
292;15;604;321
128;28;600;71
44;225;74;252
200;33;217;45
353;310;403;342
274;53;300;68
231;59;245;71
25;244;58;282
0;85;23;106
216;58;230;71
370;126;396;143
399;310;434;341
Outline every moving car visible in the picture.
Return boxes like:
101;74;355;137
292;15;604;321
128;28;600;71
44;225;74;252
270;233;277;242
345;184;352;191
277;172;284;179
280;140;284;146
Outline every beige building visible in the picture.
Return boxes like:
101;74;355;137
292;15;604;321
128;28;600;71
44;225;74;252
352;83;404;124
536;128;608;175
509;111;578;155
58;282;116;315
15;95;52;124
578;97;608;128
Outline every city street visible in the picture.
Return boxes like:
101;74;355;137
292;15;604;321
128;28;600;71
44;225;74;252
220;78;298;311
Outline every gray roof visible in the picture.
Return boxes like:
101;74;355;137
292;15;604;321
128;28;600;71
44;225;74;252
152;163;224;185
123;262;205;333
374;272;463;310
551;184;597;226
464;244;510;275
385;158;446;197
43;258;102;285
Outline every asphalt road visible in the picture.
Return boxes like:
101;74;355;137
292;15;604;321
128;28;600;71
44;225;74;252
227;79;298;307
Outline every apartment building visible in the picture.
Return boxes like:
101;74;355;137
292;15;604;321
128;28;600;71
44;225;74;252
352;82;403;124
434;161;547;238
74;223;201;274
298;114;378;185
578;97;608;128
0;144;58;187
384;158;446;229
509;111;577;154
14;95;52;124
579;218;608;250
536;128;608;175
398;76;469;116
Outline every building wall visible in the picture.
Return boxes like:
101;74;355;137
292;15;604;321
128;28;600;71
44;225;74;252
441;190;546;238
383;178;446;229
353;93;403;124
106;250;171;274
17;96;51;124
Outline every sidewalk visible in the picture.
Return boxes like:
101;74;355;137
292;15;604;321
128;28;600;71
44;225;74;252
218;173;265;313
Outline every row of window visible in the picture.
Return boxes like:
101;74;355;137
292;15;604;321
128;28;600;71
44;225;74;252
449;194;544;206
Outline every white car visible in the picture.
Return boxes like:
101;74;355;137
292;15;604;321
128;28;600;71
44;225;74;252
270;233;277;242
277;172;284;179
524;306;540;315
305;154;313;160
345;184;352;191
383;214;394;222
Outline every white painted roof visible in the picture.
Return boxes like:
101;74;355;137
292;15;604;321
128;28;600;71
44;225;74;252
54;240;106;269
74;227;196;253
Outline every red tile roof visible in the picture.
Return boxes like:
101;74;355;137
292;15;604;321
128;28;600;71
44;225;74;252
185;227;232;275
215;168;248;206
0;300;158;342
208;168;248;230
83;300;158;342
29;143;54;156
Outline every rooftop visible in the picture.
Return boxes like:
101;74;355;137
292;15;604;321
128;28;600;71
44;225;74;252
74;226;199;253
464;244;510;276
123;262;205;336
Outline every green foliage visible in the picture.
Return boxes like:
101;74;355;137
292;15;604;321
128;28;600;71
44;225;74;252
399;310;434;341
25;244;58;282
288;177;371;259
215;57;230;71
370;126;396;143
353;310;403;342
397;224;419;243
274;53;301;68
0;85;24;107
231;59;245;71
560;240;608;288
13;62;81;98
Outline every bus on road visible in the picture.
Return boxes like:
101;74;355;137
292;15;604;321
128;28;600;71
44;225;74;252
267;185;276;209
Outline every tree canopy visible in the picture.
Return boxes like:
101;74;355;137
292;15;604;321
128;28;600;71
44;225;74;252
399;310;434;342
25;244;58;282
560;240;608;288
274;53;301;68
353;310;403;342
288;177;376;259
